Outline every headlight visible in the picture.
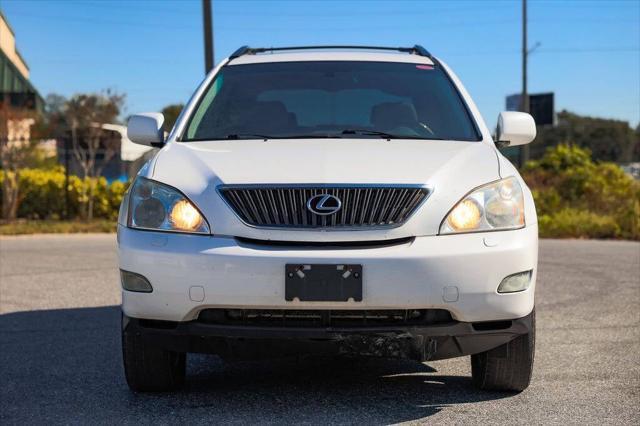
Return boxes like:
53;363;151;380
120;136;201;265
127;177;210;234
440;177;524;234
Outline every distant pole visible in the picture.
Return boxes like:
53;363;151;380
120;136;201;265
519;0;530;167
64;136;70;219
203;0;214;74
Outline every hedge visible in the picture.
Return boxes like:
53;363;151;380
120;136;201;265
522;144;640;240
0;167;128;221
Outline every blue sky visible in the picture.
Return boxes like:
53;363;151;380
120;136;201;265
2;0;639;127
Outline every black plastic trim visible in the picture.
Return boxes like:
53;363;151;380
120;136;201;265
235;236;415;249
123;310;534;362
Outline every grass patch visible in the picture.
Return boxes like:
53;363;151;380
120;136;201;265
0;220;116;235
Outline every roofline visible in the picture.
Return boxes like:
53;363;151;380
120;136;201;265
0;49;43;108
0;11;29;71
14;49;30;71
229;45;434;61
0;10;16;36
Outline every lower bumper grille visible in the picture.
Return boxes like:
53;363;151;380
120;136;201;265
197;309;453;328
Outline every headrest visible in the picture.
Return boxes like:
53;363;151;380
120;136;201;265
245;101;291;132
370;102;418;130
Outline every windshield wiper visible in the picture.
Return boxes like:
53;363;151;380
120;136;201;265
341;129;397;139
225;133;273;140
341;129;445;140
226;134;343;140
190;131;442;142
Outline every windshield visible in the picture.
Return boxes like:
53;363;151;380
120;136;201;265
183;61;480;141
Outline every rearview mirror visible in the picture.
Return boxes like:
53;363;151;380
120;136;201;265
127;113;165;147
495;112;536;147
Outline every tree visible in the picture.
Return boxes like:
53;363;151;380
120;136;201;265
635;124;640;161
63;91;125;220
161;103;184;133
533;110;639;163
0;101;42;220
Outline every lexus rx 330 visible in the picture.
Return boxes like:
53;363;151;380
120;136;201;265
119;45;538;392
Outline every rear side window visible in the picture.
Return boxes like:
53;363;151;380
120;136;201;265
184;61;480;141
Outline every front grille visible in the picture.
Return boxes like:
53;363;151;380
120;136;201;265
219;185;429;228
197;309;453;328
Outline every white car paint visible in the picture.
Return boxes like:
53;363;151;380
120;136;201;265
119;224;537;323
119;49;538;324
497;111;537;146
146;139;505;241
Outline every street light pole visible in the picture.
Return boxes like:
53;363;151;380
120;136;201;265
519;0;530;167
202;0;214;74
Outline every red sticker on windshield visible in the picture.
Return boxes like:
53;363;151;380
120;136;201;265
416;65;434;70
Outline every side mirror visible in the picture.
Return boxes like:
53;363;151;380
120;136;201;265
127;113;165;147
495;111;536;147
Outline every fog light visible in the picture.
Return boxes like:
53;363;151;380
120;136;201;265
497;270;532;293
120;270;153;293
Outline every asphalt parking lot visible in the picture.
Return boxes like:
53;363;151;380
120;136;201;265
1;234;638;424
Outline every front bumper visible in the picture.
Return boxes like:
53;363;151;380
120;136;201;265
123;310;534;361
118;224;538;323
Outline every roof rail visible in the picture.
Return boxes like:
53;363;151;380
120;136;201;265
411;45;433;59
228;45;434;60
229;45;251;59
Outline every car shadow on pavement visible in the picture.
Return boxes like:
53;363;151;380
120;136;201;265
1;306;513;424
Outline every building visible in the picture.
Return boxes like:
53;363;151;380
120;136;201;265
57;125;154;182
0;11;43;114
1;9;44;158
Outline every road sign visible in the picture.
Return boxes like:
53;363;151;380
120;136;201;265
506;92;554;126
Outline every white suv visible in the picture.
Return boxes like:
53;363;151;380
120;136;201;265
119;45;538;392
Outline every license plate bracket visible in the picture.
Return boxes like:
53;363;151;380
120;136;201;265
285;264;363;302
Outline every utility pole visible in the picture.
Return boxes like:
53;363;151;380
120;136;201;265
519;0;530;167
202;0;214;74
64;134;70;219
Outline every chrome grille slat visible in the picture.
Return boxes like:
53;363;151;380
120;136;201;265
226;191;248;223
263;190;279;225
299;189;307;226
220;185;429;229
403;190;425;220
276;189;288;224
350;189;361;226
375;189;392;224
380;188;400;223
359;188;371;225
241;190;262;224
389;188;413;223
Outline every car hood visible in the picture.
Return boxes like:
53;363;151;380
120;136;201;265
150;139;500;240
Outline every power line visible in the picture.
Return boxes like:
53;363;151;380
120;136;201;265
5;9;637;29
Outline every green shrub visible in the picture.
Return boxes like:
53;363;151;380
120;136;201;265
538;209;621;239
0;167;128;221
0;219;116;235
523;144;640;240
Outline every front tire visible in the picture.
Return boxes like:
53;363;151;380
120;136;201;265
471;309;535;392
122;324;186;392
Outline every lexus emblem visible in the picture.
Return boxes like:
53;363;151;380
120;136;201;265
306;194;342;216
